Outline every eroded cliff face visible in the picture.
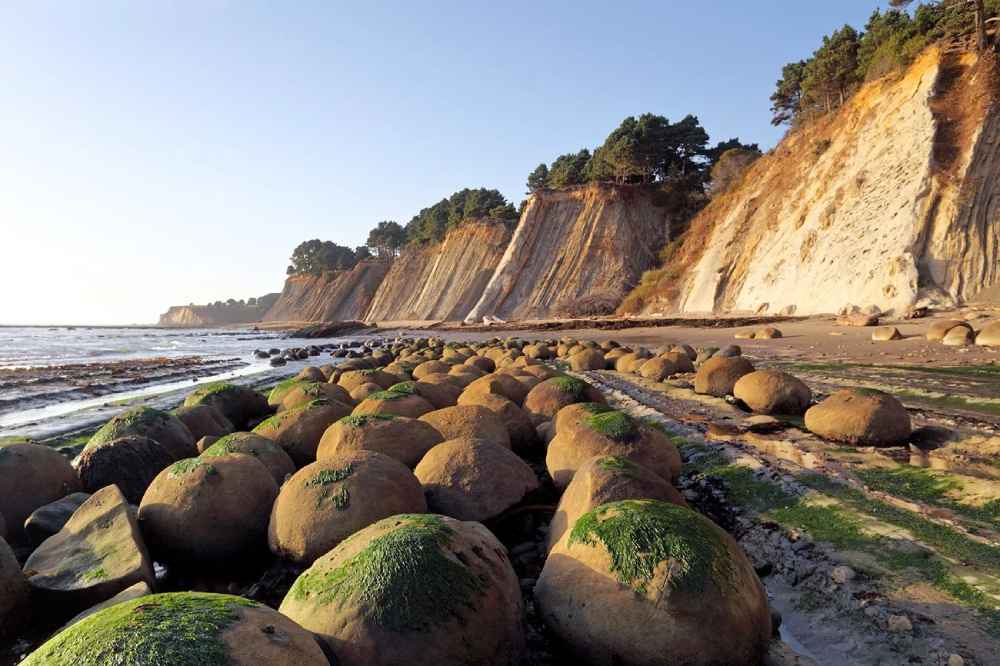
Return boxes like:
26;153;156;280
627;47;1000;317
466;183;673;321
158;294;278;327
364;220;512;322
263;260;391;323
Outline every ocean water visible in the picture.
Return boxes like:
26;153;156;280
0;326;358;438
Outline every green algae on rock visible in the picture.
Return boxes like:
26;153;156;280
586;410;640;442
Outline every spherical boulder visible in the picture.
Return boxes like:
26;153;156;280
415;438;539;522
412;360;451;380
22;592;329;666
254;399;352;467
268;378;304;408
926;319;972;342
87;406;196;461
172;404;234;441
523;376;607;426
733;369;812;415
943;326;976;346
138;454;278;566
201;432;295;485
296;367;327;382
463;373;531;406
546;456;685;553
338;369;398;392
465;355;495;373
535;500;771;666
279;514;524;666
280;381;353;411
417;404;511;448
75;436;174;504
638;357;678;382
411;378;463;409
457;391;538;453
693;356;755;397
570;349;606;371
614;352;648;373
546;410;681;490
269;451;426;565
318;414;443;468
348;382;383;403
872;326;903;342
659;351;695;373
518;364;561;381
0;443;81;543
0;536;29;639
804;388;911;446
183;382;270;430
975;321;1000;346
352;384;436;419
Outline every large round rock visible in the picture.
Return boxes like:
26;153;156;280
570;349;606;371
87;406;196;461
254;399;352;467
183;382;270;430
457;392;538;453
0;443;82;543
546;410;681;490
804;388;911;446
317;414;442;468
546;455;685;552
733;369;812;415
535;500;771;666
280;381;353;411
173;404;234;441
280;514;524;666
976;321;1000;346
269;451;426;565
693;356;755;397
22;592;329;666
201;432;296;485
75;436;174;504
1;536;29;639
418;405;511;449
523;376;607;426
353;384;436;419
415;438;539;522
138;454;278;566
926;319;972;342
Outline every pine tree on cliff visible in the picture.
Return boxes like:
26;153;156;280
526;163;549;193
366;221;406;258
891;0;988;51
770;61;806;126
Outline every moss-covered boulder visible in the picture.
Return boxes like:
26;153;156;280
415;438;539;522
457;392;538;453
24;485;154;613
87;407;196;461
693;356;755;397
0;443;81;543
138;455;278;566
254;399;353;467
352;383;436;419
569;348;607;371
546;456;685;553
183;382;270;430
280;381;353;412
338;369;398;392
279;514;524;666
553;402;615;435
546;410;681;490
535;500;771;666
201;432;295;486
75;436;174;504
733;369;812;415
804;388;911;446
22;591;329;666
523;376;607;426
173;404;234;441
418;405;511;449
0;536;30;639
267;377;303;408
268;451;426;565
317;414;442;468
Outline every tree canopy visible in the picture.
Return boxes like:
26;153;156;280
366;221;407;258
286;240;364;275
404;188;517;244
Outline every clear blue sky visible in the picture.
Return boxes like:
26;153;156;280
0;0;886;325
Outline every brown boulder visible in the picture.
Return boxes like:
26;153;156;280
523;376;607;426
183;383;270;430
638;357;677;381
975;320;1000;346
926;319;972;342
457;392;538;453
269;451;426;565
138;454;278;566
415;438;539;521
0;537;30;638
546;455;685;553
942;326;976;346
254;399;353;467
412;360;452;379
279;514;524;666
338;369;398;392
281;381;353;411
418;405;511;448
733;369;812;415
86;406;196;461
660;351;695;373
693;356;755;397
0;443;81;543
352;384;436;419
173;404;234;441
201;432;295;485
804;388;912;446
75;436;174;504
24;485;154;613
535;500;771;666
872;326;903;341
318;414;443;468
463;373;530;406
569;349;607;371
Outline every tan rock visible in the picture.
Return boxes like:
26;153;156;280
638;357;678;381
412;360;452;380
926;319;972;342
338;369;398;392
24;485;154;612
872;326;903;341
418;405;511;449
353;384;438;420
570;349;607;371
463;373;531;406
411;378;463;409
349;382;383;403
173;404;233;441
754;326;783;339
523;376;607;425
693;356;755;397
279;514;524;666
975;320;1000;346
733;370;812;415
318;414;443;468
200;432;295;485
942;325;976;346
0;443;81;544
415;438;539;521
62;581;151;630
269;451;426;565
804;388;911;446
255;399;353;466
659;351;695;373
281;381;354;411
